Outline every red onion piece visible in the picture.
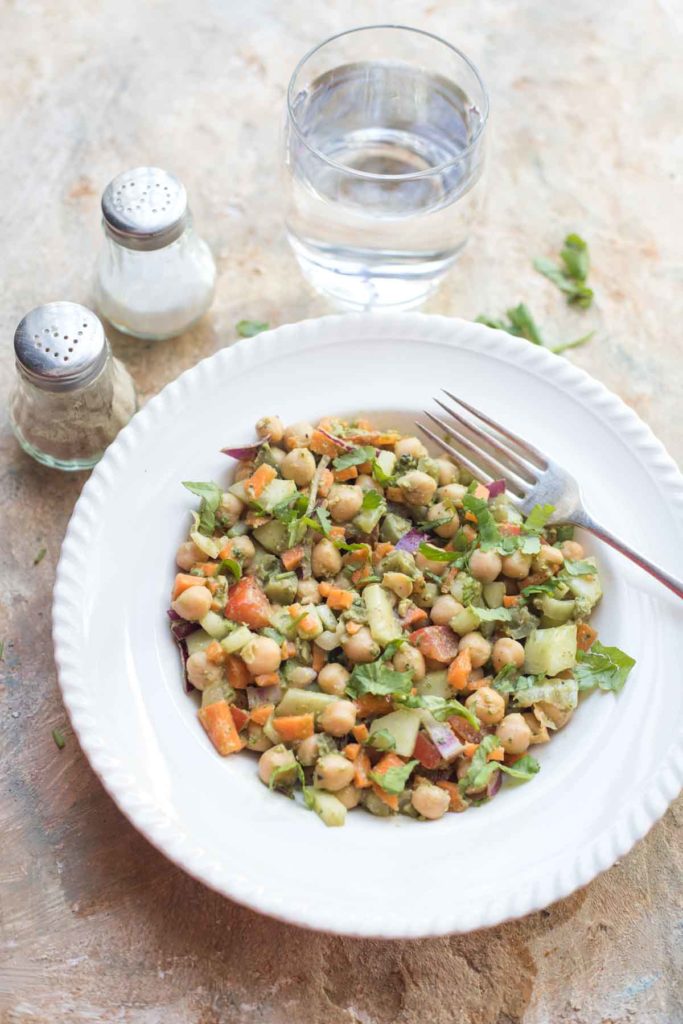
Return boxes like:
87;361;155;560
487;479;506;498
247;684;282;709
221;441;266;461
487;769;502;798
318;428;354;452
167;610;197;692
424;719;464;762
395;529;425;553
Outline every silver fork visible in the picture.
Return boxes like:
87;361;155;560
417;389;683;599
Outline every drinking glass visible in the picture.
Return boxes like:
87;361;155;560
283;25;489;310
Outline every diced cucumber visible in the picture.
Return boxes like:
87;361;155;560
265;574;298;604
354;500;387;535
253;520;289;554
259;478;297;513
523;623;577;676
190;531;221;558
381;550;420;579
450;606;480;635
539;595;576;625
201;680;236;707
185;629;213;656
316;603;338;632
566;567;602;617
262;713;281;746
362;790;393;817
416;671;451;699
380;511;412;544
227;520;250;538
228;480;249;503
275;688;336;717
250;546;280;581
369;709;421;757
306;789;347;827
270;606;299;639
375;449;396;479
220;625;254;654
199;610;233;640
449;573;482;606
363;583;402;647
483;582;506;608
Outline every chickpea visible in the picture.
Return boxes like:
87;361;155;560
469;549;502;583
327;483;363;523
319;699;357;737
283;421;314;450
186;651;224;690
296;733;323;766
415;551;448;576
465;686;506;725
314;752;355;791
171;583;212;621
342;626;379;663
397;470;437;506
534;702;573;730
412;581;439;609
258;745;297;786
318;662;350;696
382;571;413;599
491;637;525;672
256;415;283;444
287;665;317;687
501;550;532;580
393;644;426;681
247;723;272;752
218;492;245;528
394;436;428;460
241;635;282;677
430;594;463;626
268;446;286;469
496;713;532;755
297;578;321;604
435;458;459;486
230;535;255;565
560;540;585;561
336;784;361;809
458;631;492;669
357;474;382;493
411;782;450;820
176;540;203;571
437;482;467;506
532;544;564;573
427;501;460;539
311;538;342;578
233;461;253;483
282;447;316;486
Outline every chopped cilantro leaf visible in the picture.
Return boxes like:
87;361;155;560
369;759;418;795
332;446;375;471
523;503;555;534
52;728;66;750
574;642;635;694
183;481;222;536
33;547;47;566
236;319;269;337
346;662;413;698
366;729;396;752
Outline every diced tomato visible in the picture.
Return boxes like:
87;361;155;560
410;625;460;663
414;731;442;770
224;577;271;629
499;523;522;536
448;716;482;745
229;705;250;731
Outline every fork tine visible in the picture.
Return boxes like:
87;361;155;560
416;421;496;487
441;389;549;469
420;414;527;499
433;398;537;484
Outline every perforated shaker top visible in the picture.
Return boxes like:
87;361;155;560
101;167;188;251
14;302;108;391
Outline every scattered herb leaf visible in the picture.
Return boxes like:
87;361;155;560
52;728;66;750
369;759;418;795
236;319;269;338
574;642;636;694
33;547;47;566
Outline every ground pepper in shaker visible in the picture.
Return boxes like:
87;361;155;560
9;302;138;471
95;166;216;339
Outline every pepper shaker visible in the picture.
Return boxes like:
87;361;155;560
95;167;216;340
9;302;137;471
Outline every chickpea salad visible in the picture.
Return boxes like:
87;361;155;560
168;414;635;827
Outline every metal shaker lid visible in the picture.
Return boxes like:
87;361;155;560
14;302;108;392
101;167;188;251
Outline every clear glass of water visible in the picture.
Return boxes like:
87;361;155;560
284;24;489;310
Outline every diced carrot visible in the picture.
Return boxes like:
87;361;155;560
230;705;250;731
577;622;598;652
354;750;371;788
465;510;478;524
329;526;346;541
447;648;472;690
353;418;374;431
334;465;358;482
250;703;274;726
196;562;219;577
465;674;491;691
254;672;280;687
244;463;276;499
357;460;373;474
198;701;243;755
281;640;297;660
225;576;272;628
288;603;302;617
346;544;371;563
503;594;520;608
436;780;469;812
327;587;354;611
343;743;360;761
462;524;477;542
487;746;505;762
298;613;320;637
354;694;393;717
499;523;522;536
273;713;314;741
281;545;305;571
352;723;369;743
310;429;343;457
473;483;490;500
385;486;405;503
205;640;225;664
373;542;394;562
346;430;401;447
369;752;406;811
462;742;479;758
371;783;399;811
312;645;326;673
346;620;362;636
245;511;270;528
172;573;206;599
318;581;332;597
224;654;251;689
402;606;428;629
218;541;234;559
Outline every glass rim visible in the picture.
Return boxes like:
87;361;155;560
286;23;490;183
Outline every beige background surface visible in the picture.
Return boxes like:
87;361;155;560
1;1;681;1022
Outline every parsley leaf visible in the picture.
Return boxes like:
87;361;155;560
217;557;242;581
52;728;66;750
315;507;332;536
366;729;396;752
269;758;305;791
183;481;222;535
523;503;555;534
574;641;635;694
534;234;593;308
418;542;461;563
476;304;593;355
499;755;540;781
332;446;376;470
458;735;501;794
346;662;413;698
395;693;480;730
562;558;597;577
462;495;501;550
361;489;382;511
33;547;47;565
470;605;513;624
369;759;418;795
236;319;269;337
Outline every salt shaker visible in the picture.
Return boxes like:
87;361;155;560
9;302;137;471
95;167;216;340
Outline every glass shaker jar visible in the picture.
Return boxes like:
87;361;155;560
9;302;138;471
95;166;216;340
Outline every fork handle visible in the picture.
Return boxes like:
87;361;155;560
572;510;683;599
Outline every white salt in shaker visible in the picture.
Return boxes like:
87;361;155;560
95;167;216;340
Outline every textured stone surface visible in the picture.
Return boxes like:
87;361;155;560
0;1;681;1022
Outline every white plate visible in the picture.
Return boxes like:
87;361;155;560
53;314;683;938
